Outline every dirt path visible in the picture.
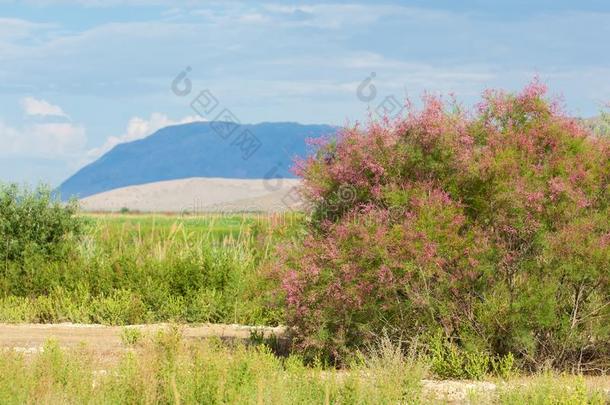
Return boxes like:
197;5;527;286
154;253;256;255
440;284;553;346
0;322;285;355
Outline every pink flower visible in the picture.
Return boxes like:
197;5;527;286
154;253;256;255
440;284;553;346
548;177;566;198
378;265;394;284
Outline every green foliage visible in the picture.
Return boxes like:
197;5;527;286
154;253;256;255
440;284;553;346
121;327;144;346
0;184;85;264
0;333;427;404
0;213;302;326
0;332;606;404
498;374;607;405
428;332;514;380
492;353;515;380
587;107;610;138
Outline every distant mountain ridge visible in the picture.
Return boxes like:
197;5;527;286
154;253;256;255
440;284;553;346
59;121;335;199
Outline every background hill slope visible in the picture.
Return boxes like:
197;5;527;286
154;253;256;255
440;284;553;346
58;121;334;199
78;177;302;213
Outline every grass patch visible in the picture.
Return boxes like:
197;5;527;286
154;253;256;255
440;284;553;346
0;331;606;404
0;213;301;326
497;374;608;405
0;330;427;405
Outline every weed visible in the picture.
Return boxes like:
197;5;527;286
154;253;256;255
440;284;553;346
121;327;144;346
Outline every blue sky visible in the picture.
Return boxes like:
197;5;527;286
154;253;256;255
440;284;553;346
1;0;609;186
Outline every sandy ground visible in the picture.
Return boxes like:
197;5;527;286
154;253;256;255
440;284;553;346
0;322;286;368
79;178;303;213
0;322;284;350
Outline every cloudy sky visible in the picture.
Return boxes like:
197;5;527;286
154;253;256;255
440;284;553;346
1;0;609;186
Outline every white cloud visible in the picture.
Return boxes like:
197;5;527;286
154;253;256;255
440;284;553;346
21;97;70;119
0;120;86;158
4;0;175;6
0;18;55;40
86;112;202;161
1;98;84;159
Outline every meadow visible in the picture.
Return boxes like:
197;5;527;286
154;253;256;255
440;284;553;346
0;212;297;326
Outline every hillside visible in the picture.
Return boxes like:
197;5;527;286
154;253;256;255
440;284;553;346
78;177;302;213
58;121;335;199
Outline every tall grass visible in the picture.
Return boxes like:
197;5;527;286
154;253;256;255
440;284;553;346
497;374;607;405
0;329;427;405
0;213;300;325
0;329;606;404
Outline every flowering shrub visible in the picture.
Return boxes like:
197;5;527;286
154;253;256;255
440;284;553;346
278;81;610;370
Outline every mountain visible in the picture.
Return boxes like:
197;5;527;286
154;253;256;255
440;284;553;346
58;121;335;199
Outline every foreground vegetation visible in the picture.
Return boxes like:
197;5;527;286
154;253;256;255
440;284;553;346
0;206;295;326
0;329;606;405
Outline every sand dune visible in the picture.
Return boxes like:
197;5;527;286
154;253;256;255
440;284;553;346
79;177;303;213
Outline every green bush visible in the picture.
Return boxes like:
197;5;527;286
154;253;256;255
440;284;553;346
120;327;144;346
0;184;84;264
428;332;514;380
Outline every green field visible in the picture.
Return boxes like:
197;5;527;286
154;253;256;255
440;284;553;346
0;213;301;326
85;212;301;241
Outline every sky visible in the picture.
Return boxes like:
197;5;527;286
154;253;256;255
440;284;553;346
1;0;609;186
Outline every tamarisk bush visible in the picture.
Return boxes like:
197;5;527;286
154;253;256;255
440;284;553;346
277;81;610;370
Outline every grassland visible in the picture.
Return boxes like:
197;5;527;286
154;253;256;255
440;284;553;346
84;212;299;241
0;213;300;326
